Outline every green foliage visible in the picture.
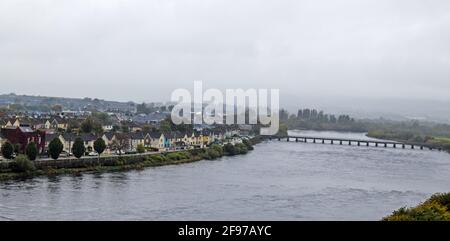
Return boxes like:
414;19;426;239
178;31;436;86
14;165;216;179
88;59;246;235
384;193;450;221
242;139;254;151
80;117;94;133
94;138;106;156
25;142;38;161
224;143;237;156
136;144;145;154
1;141;14;159
166;152;191;161
147;154;167;163
80;117;103;134
234;143;248;154
277;123;288;137
210;144;224;156
12;154;36;173
13;143;21;155
201;147;223;160
285;108;366;132
72;137;85;159
48;137;63;160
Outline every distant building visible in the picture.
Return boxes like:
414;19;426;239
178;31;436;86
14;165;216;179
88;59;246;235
1;126;46;153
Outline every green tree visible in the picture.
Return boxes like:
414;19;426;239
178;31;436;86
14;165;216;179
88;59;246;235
48;137;64;160
136;143;145;153
80;117;94;133
159;119;173;133
224;143;237;156
13;143;21;155
25;142;38;161
72;137;85;159
94;138;106;158
1;141;14;159
12;154;36;174
242;139;254;151
110;133;129;156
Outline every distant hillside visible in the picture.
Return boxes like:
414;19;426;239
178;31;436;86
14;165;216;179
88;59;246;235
0;93;136;113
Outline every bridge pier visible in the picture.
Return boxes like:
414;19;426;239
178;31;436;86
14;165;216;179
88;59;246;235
393;144;396;148
384;143;387;148
287;137;289;142
340;140;343;145
348;141;351;145
278;138;280;141
402;144;405;149
411;145;414;149
322;139;325;144
304;138;307;143
331;140;334;145
295;138;298;142
375;143;378;147
420;146;423;150
357;142;360;146
313;139;316;143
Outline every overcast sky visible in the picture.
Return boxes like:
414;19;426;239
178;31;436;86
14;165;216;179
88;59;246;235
1;0;449;106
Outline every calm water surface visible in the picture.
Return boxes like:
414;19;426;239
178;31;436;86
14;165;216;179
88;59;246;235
1;130;450;220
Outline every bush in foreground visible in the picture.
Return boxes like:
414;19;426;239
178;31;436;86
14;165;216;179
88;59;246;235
12;155;36;174
383;193;450;221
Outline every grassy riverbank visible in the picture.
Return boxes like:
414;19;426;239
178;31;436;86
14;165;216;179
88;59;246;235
0;139;258;181
383;193;450;221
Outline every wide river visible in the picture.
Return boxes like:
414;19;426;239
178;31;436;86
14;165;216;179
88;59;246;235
1;130;450;221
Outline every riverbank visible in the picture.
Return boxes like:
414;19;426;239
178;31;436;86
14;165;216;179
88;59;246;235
383;193;450;221
367;131;450;153
0;138;259;181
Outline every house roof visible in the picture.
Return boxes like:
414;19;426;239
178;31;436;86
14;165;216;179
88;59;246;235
103;132;115;140
62;133;77;141
146;131;161;139
18;126;34;133
45;133;59;142
130;132;145;140
79;133;97;142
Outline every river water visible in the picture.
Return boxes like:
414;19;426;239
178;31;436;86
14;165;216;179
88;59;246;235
1;130;450;221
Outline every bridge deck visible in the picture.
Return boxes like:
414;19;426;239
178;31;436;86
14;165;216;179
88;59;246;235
266;135;441;151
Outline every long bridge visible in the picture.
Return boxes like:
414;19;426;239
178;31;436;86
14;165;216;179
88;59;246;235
266;135;443;151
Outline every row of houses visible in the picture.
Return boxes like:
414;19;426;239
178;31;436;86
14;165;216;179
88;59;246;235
0;125;241;157
51;129;240;155
0;117;118;132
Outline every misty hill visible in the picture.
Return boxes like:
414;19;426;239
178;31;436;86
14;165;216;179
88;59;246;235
0;93;136;113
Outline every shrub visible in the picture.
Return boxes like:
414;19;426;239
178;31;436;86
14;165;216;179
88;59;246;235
1;141;14;159
234;143;248;154
13;143;21;155
210;144;224;156
136;144;145;154
12;154;36;173
383;193;450;221
148;154;167;163
25;142;38;161
94;138;106;156
242;139;254;151
224;143;237;156
49;137;63;160
72;137;85;159
202;148;221;160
